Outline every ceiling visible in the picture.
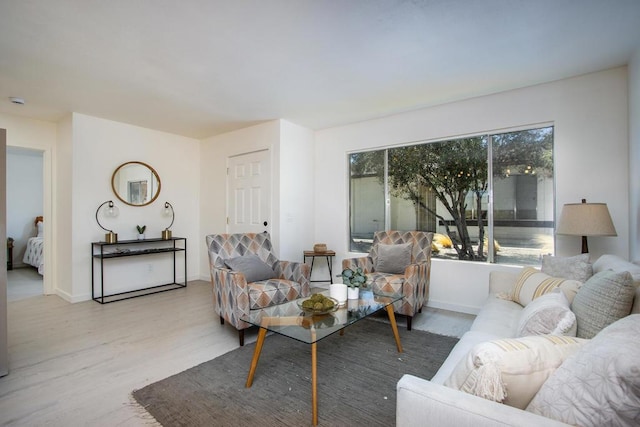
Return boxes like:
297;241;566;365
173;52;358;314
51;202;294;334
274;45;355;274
1;0;640;139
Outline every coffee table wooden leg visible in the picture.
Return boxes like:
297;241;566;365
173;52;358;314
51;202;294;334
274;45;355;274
311;341;318;425
385;305;403;353
245;327;268;388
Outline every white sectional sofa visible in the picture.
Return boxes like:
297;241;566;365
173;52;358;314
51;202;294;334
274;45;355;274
396;255;640;427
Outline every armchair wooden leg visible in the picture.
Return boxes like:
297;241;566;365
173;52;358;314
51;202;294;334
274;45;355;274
406;315;412;331
220;316;225;325
239;329;245;346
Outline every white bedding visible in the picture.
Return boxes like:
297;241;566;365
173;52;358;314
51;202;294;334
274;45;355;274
23;236;44;275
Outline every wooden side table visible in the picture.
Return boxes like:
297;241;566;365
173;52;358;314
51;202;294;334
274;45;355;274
303;250;336;284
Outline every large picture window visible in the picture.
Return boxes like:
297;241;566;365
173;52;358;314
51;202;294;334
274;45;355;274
348;126;554;265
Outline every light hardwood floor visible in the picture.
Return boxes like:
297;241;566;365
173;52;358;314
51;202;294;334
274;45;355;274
0;280;473;426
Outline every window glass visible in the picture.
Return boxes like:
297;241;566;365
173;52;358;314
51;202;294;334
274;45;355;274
491;127;555;265
348;126;554;265
349;151;385;252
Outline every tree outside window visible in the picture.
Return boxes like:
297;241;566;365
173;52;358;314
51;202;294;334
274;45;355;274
348;126;554;265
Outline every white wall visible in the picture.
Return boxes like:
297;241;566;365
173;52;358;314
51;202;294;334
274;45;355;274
279;120;315;262
6;147;43;266
65;113;200;301
629;48;640;261
315;67;630;314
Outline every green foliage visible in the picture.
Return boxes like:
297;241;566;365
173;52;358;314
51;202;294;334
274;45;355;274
350;127;553;261
341;267;367;288
136;225;146;234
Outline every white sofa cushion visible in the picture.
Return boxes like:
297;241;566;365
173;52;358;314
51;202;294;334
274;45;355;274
527;314;640;426
444;334;587;409
470;295;522;337
516;289;576;337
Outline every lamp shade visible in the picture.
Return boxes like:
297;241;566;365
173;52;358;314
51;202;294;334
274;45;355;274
162;201;175;240
556;201;617;237
95;200;119;243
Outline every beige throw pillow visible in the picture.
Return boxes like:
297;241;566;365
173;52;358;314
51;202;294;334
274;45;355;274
444;335;587;409
511;267;581;306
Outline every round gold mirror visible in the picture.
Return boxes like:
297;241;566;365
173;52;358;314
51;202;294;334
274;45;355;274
111;161;161;206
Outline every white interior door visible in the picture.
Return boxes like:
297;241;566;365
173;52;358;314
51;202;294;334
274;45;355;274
227;150;271;235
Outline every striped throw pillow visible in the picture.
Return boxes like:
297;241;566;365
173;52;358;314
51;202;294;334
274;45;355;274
511;267;581;306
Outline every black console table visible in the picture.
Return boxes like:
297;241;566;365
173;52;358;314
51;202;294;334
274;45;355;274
91;237;187;304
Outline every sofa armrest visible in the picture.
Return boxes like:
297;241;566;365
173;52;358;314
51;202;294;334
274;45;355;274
488;270;520;294
397;375;569;427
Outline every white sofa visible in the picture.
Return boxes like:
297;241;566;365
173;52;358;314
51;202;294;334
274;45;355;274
396;255;640;427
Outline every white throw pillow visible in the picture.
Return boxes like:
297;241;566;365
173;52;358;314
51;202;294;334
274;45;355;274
541;253;592;282
517;289;577;337
511;267;581;306
444;334;587;409
527;314;640;426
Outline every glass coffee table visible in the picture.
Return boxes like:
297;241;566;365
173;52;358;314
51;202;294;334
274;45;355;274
242;291;403;426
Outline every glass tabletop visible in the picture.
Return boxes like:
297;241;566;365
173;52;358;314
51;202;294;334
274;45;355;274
240;290;402;345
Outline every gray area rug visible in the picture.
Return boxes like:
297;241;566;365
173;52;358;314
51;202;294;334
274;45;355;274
132;319;458;426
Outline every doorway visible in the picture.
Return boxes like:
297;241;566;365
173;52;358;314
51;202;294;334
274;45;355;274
227;149;271;235
6;146;44;300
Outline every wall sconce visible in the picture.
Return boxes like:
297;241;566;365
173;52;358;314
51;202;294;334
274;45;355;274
96;200;119;243
556;198;617;253
162;201;175;240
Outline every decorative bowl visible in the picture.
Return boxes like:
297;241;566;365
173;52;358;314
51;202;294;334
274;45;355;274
297;296;339;315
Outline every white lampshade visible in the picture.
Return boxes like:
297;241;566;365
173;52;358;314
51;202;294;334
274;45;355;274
556;199;616;253
556;202;617;237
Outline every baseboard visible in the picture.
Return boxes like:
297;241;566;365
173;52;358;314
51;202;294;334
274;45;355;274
55;288;92;303
426;299;481;316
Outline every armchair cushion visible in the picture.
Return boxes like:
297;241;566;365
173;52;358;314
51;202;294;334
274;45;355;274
375;242;413;274
224;254;276;283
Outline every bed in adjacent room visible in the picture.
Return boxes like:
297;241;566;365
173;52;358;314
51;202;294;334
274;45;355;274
23;216;44;275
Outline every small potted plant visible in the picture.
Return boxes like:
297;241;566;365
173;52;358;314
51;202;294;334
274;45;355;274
341;267;367;299
136;225;146;240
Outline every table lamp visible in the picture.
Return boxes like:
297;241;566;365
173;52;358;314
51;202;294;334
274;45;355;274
96;200;119;243
556;198;617;253
162;201;174;240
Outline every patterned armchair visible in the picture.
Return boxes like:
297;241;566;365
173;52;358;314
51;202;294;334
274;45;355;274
342;230;433;331
206;232;311;346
